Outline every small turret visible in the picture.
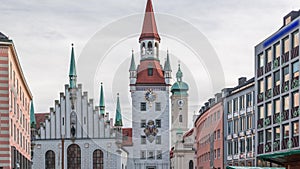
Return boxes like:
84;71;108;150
115;93;123;127
30;101;36;129
129;50;137;85
69;44;77;89
164;50;172;84
99;82;105;115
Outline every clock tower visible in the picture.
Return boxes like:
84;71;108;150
128;0;171;168
170;64;189;146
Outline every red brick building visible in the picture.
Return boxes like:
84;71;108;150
195;94;224;169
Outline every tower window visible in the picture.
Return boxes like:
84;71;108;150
141;120;146;128
155;102;161;111
179;115;183;123
148;68;153;76
141;135;146;144
140;102;146;111
155;119;161;128
156;135;161;144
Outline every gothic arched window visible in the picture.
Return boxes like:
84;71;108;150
67;144;81;169
93;149;104;169
189;160;193;169
45;150;55;169
179;115;183;123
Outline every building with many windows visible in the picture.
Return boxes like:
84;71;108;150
223;77;255;167
32;44;127;169
0;32;33;169
255;10;300;168
194;93;223;169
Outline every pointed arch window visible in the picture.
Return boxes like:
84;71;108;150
93;149;104;169
67;144;81;169
45;150;55;169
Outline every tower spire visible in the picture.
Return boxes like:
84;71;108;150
69;44;77;88
129;50;136;71
164;50;172;71
99;82;105;115
139;0;160;42
115;93;123;127
30;101;36;128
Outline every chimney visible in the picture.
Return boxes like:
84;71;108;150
222;88;232;98
215;93;222;103
238;77;247;86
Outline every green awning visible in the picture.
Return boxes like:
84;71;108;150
258;149;300;160
226;167;285;169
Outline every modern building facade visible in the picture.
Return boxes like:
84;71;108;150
32;45;127;169
223;77;255;167
126;0;171;168
255;10;300;168
170;64;194;169
194;93;223;169
0;32;33;169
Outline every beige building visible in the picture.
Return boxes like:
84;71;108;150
0;32;33;169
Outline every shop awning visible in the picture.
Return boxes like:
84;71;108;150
257;149;300;165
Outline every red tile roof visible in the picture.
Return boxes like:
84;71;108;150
35;113;49;130
136;60;165;85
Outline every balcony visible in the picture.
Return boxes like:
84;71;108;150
282;138;290;149
257;144;264;154
273;140;280;151
265;62;272;73
273;57;280;69
257;67;264;77
282;109;289;121
264;116;272;127
291;46;299;60
273;85;280;96
291;106;299;118
281;52;290;64
292;136;299;148
265;142;272;153
257;118;264;129
265;89;272;100
292;77;299;89
273;112;281;124
281;81;289;93
257;92;264;103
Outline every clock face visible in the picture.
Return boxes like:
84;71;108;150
145;89;156;102
177;99;185;107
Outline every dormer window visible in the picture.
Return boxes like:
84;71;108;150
148;68;153;76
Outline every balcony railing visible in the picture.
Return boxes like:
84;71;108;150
265;89;272;100
281;52;290;64
282;138;290;149
273;112;281;124
291;106;299;118
273;85;280;96
257;118;264;129
257;67;264;77
281;81;289;93
257;144;264;154
282;109;289;121
273;140;280;151
292;136;299;148
265;62;272;73
257;92;264;103
292;77;299;89
264;116;272;127
273;57;280;69
291;46;299;60
265;142;272;153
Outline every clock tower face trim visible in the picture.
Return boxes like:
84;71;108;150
177;99;185;107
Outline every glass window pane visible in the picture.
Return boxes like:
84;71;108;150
266;102;272;116
259;106;264;119
259;53;264;67
293;92;299;107
283;124;290;138
274;43;280;58
274;127;280;140
274;99;280;114
266;48;272;63
274;71;280;86
283;95;290;110
283;37;289;53
292;30;299;48
266;129;272;142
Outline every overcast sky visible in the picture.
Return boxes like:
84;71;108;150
1;0;300;127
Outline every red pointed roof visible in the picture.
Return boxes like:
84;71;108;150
139;0;161;42
136;60;166;85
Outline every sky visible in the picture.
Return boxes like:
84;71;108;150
1;0;300;128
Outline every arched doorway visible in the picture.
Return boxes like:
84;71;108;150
67;144;81;169
93;149;104;169
45;150;55;169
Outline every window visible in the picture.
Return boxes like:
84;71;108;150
239;96;245;110
246;137;252;152
155;102;161;111
293;92;299;107
274;126;280;141
140;102;146;111
228;121;232;134
227;101;232;114
155;119;161;128
189;160;194;169
156;135;161;144
259;53;264;67
283;124;290;138
240;139;245;153
228;142;233;155
266;102;272;117
67;144;81;169
293;61;299;78
274;42;280;59
217;130;220;139
234;119;238;133
140;151;146;159
283;95;290;111
141;120;146;128
292;30;299;48
283;37;289;53
234;140;238;154
266;48;272;63
93;149;104;169
258;79;264;93
283;66;289;82
274;71;280;86
240;117;245;131
266;129;272;142
258;106;264;119
148;68;153;76
233;98;238;112
217;148;220;158
179;115;183;123
246;93;252;107
148;151;154;160
45;150;55;169
293;121;299;137
266;76;272;90
141;136;146;144
258;131;263;144
157;150;162;159
246;115;252;129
